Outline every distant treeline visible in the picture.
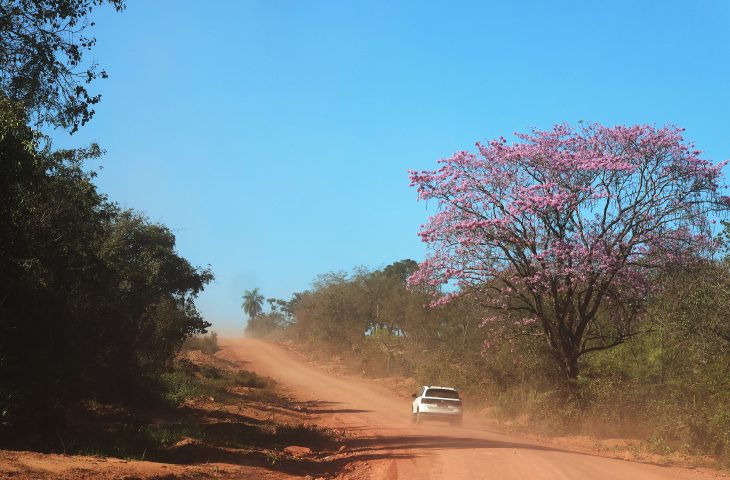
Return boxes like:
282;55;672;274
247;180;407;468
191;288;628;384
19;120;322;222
0;99;212;434
247;256;730;463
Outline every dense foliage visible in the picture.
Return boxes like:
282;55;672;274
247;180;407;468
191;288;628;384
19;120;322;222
0;100;212;430
0;0;215;437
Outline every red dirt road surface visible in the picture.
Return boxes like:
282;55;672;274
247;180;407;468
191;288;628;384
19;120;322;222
221;338;725;480
1;338;726;480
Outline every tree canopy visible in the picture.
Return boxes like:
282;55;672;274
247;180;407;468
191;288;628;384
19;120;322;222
0;95;212;428
0;0;125;132
241;288;265;320
409;123;728;380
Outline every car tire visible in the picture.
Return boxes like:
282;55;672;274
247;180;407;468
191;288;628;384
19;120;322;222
415;411;423;425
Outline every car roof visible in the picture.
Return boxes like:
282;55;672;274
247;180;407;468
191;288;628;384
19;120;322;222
423;386;457;391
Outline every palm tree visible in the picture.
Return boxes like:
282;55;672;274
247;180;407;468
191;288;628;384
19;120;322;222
241;288;265;320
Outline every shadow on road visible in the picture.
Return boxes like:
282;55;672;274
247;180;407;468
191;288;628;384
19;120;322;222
159;421;573;478
348;433;560;454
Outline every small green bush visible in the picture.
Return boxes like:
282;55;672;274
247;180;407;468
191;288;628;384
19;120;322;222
158;368;205;406
182;332;220;354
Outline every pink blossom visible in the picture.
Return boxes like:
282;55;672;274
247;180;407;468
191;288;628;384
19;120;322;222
408;123;729;375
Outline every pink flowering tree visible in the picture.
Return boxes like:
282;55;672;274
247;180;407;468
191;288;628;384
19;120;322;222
409;124;728;381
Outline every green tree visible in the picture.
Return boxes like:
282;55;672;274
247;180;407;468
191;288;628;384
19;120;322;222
0;0;217;446
241;288;265;321
0;0;126;132
0;101;212;430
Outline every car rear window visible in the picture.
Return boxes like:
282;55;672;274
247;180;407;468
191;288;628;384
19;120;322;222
424;388;459;399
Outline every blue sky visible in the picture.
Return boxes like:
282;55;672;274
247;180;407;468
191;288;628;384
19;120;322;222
54;1;730;335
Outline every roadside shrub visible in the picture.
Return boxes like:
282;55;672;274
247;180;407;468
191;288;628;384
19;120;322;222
233;370;270;389
182;332;219;354
158;365;205;406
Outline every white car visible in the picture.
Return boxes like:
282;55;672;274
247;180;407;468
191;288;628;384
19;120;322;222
412;385;463;426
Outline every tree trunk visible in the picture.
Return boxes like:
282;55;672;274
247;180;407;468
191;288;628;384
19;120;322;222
565;355;579;380
563;354;581;397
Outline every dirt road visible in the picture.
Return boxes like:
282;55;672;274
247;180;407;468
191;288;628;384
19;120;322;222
222;338;723;480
